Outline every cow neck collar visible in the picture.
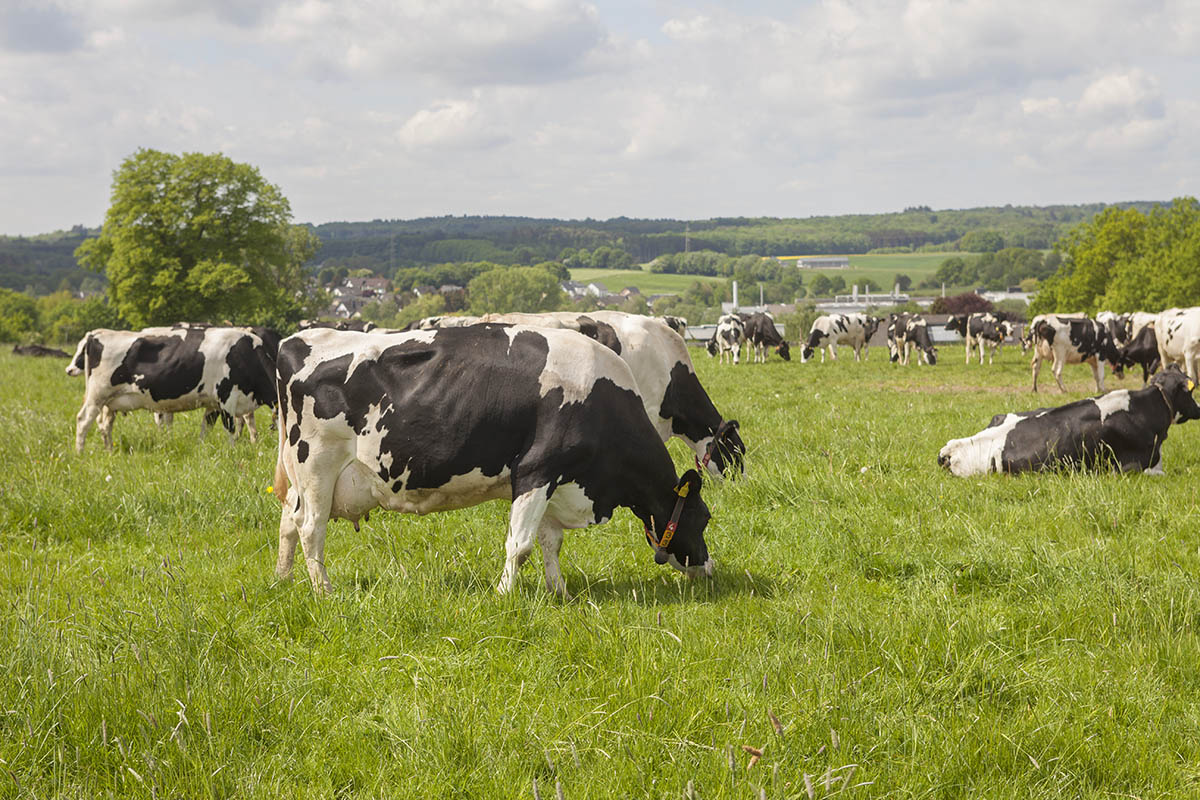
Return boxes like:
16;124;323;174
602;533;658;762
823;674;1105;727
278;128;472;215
644;482;691;564
695;419;735;473
1153;382;1175;419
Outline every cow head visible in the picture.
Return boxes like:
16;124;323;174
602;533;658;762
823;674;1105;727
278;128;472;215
1097;325;1125;378
925;347;938;366
800;328;823;362
66;332;97;377
775;341;791;361
1151;365;1200;424
945;315;968;337
705;337;719;358
701;419;745;477
864;316;881;340
648;469;713;578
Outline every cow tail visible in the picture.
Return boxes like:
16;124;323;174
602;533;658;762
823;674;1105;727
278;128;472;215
272;413;288;505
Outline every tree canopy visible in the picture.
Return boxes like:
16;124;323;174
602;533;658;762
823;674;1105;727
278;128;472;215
468;266;565;314
1030;197;1200;315
75;149;320;328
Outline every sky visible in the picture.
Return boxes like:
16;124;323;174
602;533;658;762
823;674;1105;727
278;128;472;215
1;0;1198;235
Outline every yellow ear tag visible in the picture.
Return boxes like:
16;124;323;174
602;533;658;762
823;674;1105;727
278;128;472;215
677;482;690;498
1189;379;1196;391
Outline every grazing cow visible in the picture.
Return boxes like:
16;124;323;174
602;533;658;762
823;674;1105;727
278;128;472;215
13;344;71;358
1154;307;1200;382
470;311;744;477
801;313;880;362
67;326;276;452
1118;324;1161;384
706;314;745;364
741;312;790;362
1021;312;1087;353
945;312;1011;364
898;315;938;366
661;316;688;337
272;325;714;595
1097;311;1131;345
938;365;1200;476
885;314;906;363
1029;315;1124;393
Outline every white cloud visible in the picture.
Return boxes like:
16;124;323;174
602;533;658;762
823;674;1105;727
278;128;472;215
2;0;1200;233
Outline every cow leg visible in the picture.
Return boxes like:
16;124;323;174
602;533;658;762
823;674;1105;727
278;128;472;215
1052;359;1067;393
536;519;570;599
98;406;116;451
1186;353;1200;383
276;499;301;580
1090;358;1105;392
1031;354;1042;393
243;413;259;444
498;485;550;594
828;345;837;361
75;402;101;452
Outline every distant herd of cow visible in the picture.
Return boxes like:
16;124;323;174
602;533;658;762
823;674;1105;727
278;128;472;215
38;303;1200;593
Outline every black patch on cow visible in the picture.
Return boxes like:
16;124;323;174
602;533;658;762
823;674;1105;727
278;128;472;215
109;328;207;400
84;335;104;376
279;325;712;567
743;313;789;360
215;334;277;409
297;440;309;463
289;425;301;446
1120;325;1160;383
575;316;622;354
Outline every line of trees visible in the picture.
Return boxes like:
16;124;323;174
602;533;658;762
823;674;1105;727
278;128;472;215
1031;197;1200;315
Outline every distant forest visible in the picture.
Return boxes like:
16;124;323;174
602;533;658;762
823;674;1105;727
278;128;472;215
0;202;1167;294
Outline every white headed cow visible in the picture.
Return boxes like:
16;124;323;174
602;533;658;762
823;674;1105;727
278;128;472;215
801;313;880;362
706;314;745;365
272;325;715;595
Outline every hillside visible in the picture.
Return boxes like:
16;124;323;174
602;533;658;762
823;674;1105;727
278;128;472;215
0;202;1167;294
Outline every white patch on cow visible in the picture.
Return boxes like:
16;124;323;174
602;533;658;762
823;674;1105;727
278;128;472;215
379;466;510;515
939;414;1025;477
1094;391;1131;422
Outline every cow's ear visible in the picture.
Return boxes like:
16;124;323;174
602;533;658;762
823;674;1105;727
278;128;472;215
675;468;702;498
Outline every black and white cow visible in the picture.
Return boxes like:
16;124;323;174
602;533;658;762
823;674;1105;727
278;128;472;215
298;319;376;332
272;325;715;595
801;313;880;362
1029;315;1124;393
1126;311;1157;342
897;314;938;366
938;365;1200;475
706;314;745;365
1118;324;1161;384
1155;307;1200;382
67;326;276;452
945;312;1011;364
1097;311;1131;346
661;315;688;337
470;311;744;478
742;312;790;362
885;314;906;363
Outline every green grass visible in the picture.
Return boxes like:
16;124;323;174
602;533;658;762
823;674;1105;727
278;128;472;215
4;348;1200;798
777;252;966;293
568;267;724;294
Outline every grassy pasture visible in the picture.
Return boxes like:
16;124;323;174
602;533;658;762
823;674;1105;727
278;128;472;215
567;268;725;294
777;253;966;292
4;346;1200;798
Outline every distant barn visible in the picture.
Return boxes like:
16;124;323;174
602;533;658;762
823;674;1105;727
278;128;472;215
796;256;849;269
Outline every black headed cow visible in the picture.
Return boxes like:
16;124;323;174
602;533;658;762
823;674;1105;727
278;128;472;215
1029;315;1124;392
742;312;790;362
1118;324;1161;384
67;326;276;452
706;314;745;365
938;365;1200;475
459;311;745;478
898;315;938;365
272;325;715;595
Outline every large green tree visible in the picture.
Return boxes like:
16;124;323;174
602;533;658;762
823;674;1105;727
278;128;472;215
1030;199;1200;315
75;149;320;328
468;266;565;314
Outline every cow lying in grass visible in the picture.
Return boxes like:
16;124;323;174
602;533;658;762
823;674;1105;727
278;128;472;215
938;366;1200;476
